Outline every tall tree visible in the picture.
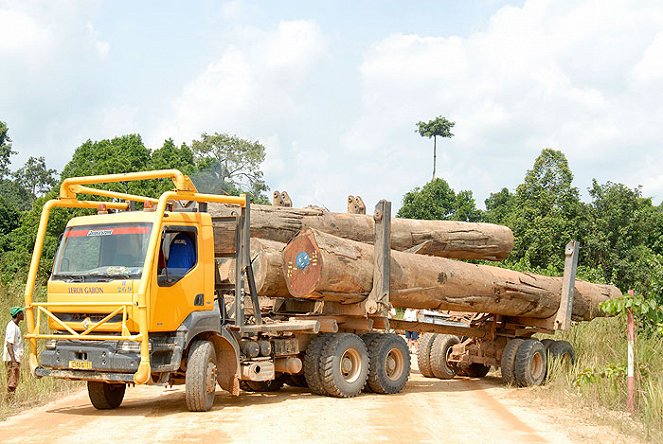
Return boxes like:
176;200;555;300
14;156;58;200
191;133;268;202
415;116;455;181
0;120;16;179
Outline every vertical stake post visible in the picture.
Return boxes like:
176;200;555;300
556;240;579;330
627;289;635;415
366;200;391;317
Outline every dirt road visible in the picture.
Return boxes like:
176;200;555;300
0;365;624;444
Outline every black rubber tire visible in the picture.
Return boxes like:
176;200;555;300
459;363;491;378
366;334;410;394
417;333;438;378
320;333;369;398
540;338;555;350
87;381;126;410
245;376;286;392
500;338;524;385
304;334;332;395
548;340;575;366
514;339;547;387
430;335;459;379
361;334;382;393
285;373;308;388
185;339;217;412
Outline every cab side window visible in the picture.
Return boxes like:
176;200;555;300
158;227;197;287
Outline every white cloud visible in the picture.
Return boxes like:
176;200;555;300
339;0;663;208
152;20;326;145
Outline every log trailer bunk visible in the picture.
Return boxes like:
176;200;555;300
23;170;575;412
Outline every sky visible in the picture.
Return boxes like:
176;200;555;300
2;0;663;212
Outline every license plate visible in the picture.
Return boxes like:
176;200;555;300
69;360;92;370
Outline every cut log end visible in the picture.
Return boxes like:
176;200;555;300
282;230;325;298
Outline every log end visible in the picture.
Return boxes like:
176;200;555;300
283;229;325;298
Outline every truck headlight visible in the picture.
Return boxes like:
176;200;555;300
117;341;148;353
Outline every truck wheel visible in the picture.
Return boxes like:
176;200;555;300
417;333;437;378
244;376;285;392
459;363;491;378
87;381;126;410
304;333;331;395
500;338;524;385
361;334;381;392
540;338;555;350
430;334;459;379
548;340;575;366
320;333;369;398
514;339;547;387
367;334;410;394
185;339;217;412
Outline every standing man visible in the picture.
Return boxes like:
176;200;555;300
4;307;24;399
403;308;419;354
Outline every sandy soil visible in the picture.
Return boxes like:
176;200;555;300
0;359;637;444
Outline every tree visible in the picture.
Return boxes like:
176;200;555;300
415;116;455;181
0;121;16;179
506;149;585;270
191;133;268;202
398;178;480;221
484;187;515;224
14;156;58;200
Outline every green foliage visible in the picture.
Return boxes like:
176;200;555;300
600;291;663;336
191;132;268;201
397;178;481;221
0;121;16;179
14;156;58;200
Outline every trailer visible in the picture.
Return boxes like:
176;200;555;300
23;170;604;412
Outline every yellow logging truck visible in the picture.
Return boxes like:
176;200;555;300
24;170;574;412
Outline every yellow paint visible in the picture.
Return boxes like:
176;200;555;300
23;169;247;384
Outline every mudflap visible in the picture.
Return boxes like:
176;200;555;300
207;328;241;396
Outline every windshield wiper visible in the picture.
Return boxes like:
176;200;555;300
51;273;85;282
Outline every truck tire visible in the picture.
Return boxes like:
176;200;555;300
500;338;524;385
304;333;331;395
361;334;381;392
430;334;459;379
320;333;369;398
87;381;125;410
244;376;286;392
366;334;410;394
514;339;547;387
458;363;491;378
540;338;555;350
548;340;575;366
417;333;437;378
185;339;217;412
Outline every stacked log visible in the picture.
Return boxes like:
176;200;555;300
280;229;621;320
208;204;514;261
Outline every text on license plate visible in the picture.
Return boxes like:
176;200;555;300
69;360;92;370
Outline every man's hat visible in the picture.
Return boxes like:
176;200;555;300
10;307;23;318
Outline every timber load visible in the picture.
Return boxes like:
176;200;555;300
280;229;621;321
208;203;514;261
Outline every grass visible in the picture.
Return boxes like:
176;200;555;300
0;280;82;420
540;317;663;443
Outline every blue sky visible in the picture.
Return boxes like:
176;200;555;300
2;0;663;212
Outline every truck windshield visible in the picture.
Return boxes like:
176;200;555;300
51;223;152;282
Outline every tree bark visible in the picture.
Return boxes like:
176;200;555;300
226;238;290;297
281;229;621;321
208;203;514;261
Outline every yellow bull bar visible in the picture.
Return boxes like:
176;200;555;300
23;169;247;385
25;301;141;341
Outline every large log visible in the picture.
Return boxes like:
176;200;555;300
282;229;621;320
227;239;290;297
208;204;514;261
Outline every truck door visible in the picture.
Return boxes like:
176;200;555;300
150;225;206;331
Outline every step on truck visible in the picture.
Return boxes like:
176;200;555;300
24;170;578;412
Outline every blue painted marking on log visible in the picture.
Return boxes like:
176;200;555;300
295;252;310;270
